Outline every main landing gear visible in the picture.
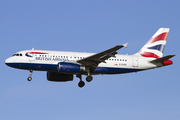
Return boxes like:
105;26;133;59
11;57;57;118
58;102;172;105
86;75;93;82
76;67;93;88
85;67;93;82
76;74;93;88
27;70;33;81
76;74;85;88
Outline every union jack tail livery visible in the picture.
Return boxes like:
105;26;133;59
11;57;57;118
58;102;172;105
136;28;170;59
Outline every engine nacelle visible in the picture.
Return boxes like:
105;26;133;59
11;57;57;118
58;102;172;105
57;62;85;73
47;72;73;82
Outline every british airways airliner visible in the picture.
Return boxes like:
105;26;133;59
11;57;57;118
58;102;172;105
5;28;175;87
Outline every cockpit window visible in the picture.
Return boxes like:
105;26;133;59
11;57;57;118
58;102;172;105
12;53;23;56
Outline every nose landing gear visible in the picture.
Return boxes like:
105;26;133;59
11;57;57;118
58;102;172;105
27;70;33;81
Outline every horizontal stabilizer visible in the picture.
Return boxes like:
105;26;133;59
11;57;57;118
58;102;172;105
149;55;175;63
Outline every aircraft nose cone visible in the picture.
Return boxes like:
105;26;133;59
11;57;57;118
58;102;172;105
5;57;20;69
5;58;9;66
5;57;13;66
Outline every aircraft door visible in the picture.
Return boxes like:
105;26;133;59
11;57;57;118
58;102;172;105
132;57;138;67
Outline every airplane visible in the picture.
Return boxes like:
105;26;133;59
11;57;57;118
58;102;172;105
5;28;175;88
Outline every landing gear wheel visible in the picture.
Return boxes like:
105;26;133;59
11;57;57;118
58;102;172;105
27;77;32;81
86;76;93;82
78;81;85;88
27;70;33;81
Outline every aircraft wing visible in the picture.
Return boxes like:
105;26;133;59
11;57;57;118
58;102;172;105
77;43;128;67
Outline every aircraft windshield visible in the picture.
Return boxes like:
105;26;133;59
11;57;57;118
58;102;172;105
12;53;22;56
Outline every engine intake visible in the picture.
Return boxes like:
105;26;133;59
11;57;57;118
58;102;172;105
57;62;85;73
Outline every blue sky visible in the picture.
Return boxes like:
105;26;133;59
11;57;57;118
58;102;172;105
1;0;180;120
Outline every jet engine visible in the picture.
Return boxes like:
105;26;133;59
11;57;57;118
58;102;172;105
57;62;85;73
47;71;73;82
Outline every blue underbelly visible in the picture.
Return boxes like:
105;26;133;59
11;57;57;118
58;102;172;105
6;63;141;74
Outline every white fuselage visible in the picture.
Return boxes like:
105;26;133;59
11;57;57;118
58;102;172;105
5;50;159;75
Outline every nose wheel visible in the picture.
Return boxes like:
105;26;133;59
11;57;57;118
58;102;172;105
27;70;33;81
27;77;32;81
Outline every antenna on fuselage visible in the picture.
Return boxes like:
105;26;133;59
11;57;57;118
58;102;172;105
32;48;34;50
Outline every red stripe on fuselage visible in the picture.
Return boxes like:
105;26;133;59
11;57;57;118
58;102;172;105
26;52;48;54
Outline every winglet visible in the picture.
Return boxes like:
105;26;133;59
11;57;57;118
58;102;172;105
123;43;128;48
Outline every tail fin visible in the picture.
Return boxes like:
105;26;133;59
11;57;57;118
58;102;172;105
136;28;170;58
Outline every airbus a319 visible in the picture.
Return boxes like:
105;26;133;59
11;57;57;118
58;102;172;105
5;28;175;88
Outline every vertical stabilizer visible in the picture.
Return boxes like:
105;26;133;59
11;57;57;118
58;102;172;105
136;28;170;58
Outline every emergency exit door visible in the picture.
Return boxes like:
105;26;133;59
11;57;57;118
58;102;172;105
132;57;138;67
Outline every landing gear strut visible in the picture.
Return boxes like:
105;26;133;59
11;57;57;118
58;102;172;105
76;74;85;88
27;70;33;81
